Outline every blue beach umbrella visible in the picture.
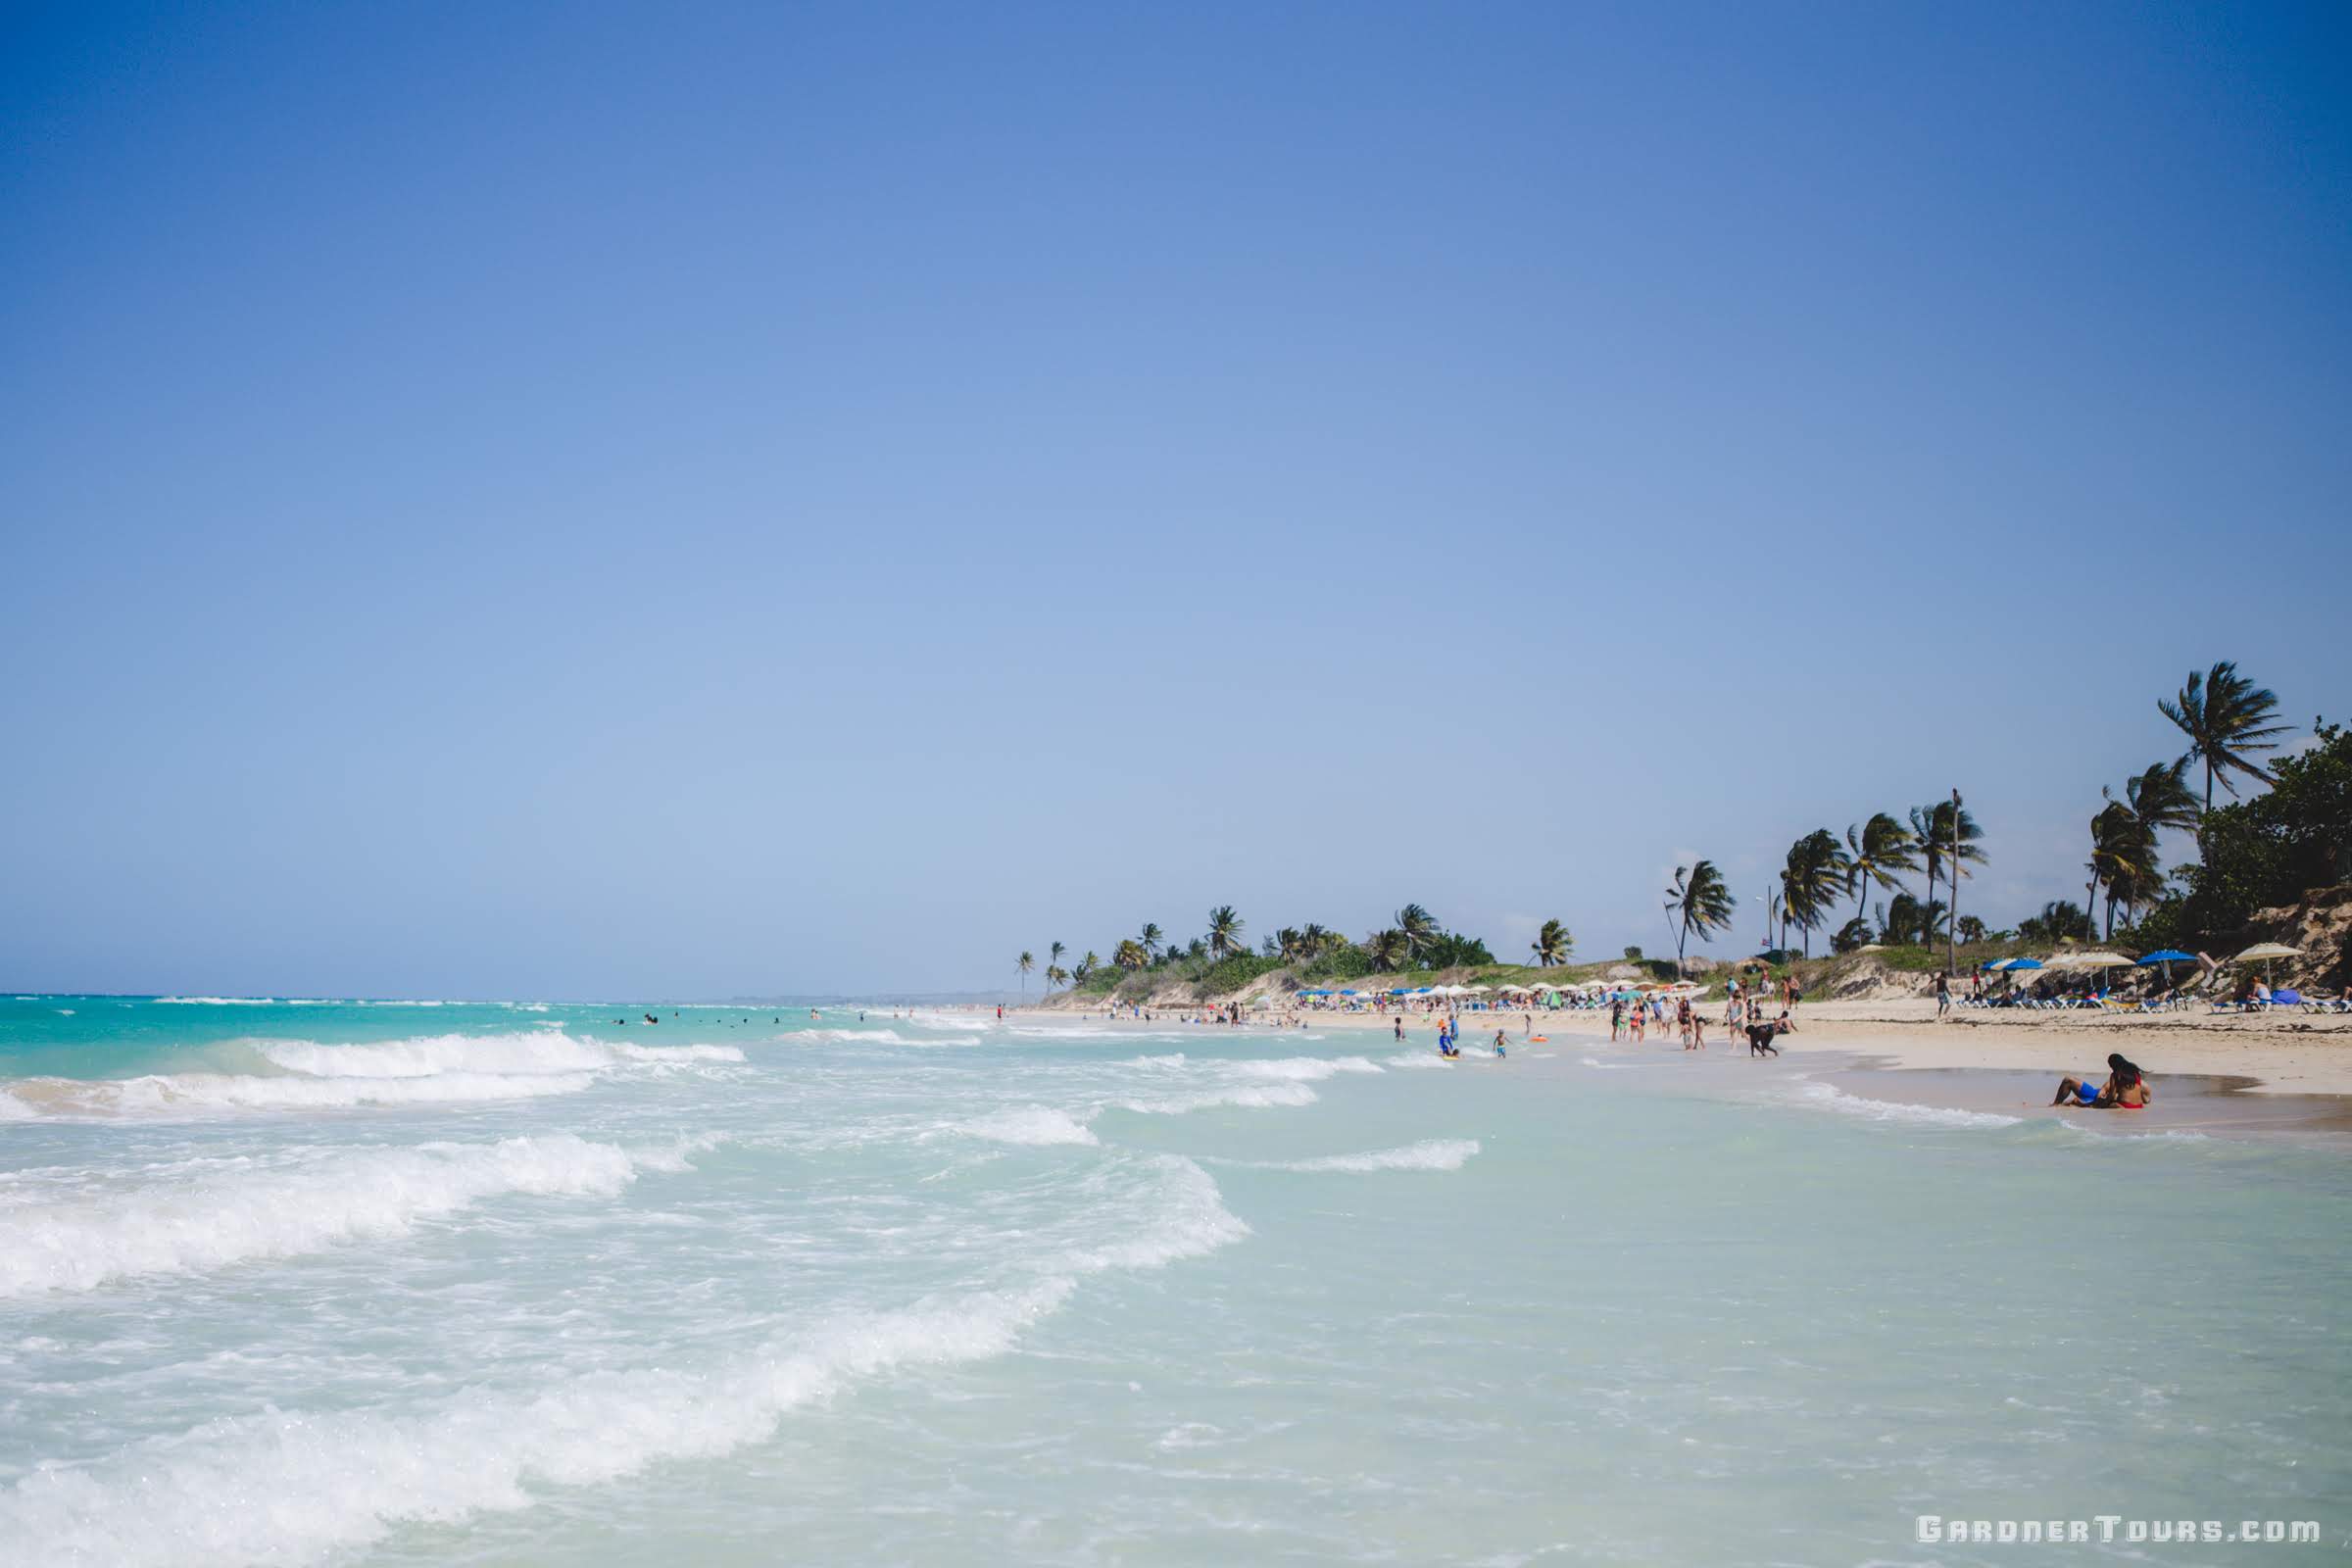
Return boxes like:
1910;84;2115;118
2137;949;2195;987
2002;958;2043;971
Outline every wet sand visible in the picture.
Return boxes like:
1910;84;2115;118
1821;1064;2352;1143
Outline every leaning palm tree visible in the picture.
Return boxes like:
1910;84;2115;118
2089;801;2160;937
1394;904;1440;962
1844;812;1920;925
1044;963;1068;991
1782;829;1850;956
1138;923;1163;962
1530;918;1573;967
1016;951;1034;997
1365;928;1408;972
1205;906;1245;959
1663;861;1736;977
2109;757;2200;839
1909;797;1985;947
2160;660;2291;815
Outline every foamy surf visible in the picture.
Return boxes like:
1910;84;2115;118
0;1033;745;1119
0;1156;1248;1568
1223;1138;1482;1173
1784;1080;2024;1130
1110;1082;1320;1115
0;1134;639;1297
954;1105;1101;1147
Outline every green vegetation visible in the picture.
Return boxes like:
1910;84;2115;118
1663;862;1734;975
1021;902;1551;1004
1014;662;2336;999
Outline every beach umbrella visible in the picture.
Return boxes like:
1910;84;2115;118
2137;949;2195;988
2233;941;2301;987
2003;957;2043;970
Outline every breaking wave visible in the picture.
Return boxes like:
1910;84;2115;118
1251;1138;1481;1173
0;1135;639;1297
1785;1081;2024;1130
954;1105;1101;1147
0;1155;1245;1568
0;1033;744;1120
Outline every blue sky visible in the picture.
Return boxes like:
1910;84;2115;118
4;2;2348;998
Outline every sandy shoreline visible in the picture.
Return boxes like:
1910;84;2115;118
1010;995;2352;1142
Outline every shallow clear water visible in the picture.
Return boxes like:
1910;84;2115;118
2;997;2347;1565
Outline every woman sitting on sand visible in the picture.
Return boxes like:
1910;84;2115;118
2051;1053;2152;1109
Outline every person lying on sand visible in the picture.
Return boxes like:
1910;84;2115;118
2051;1053;2152;1109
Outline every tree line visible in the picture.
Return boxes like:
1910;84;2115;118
1018;904;1574;997
1014;661;2335;996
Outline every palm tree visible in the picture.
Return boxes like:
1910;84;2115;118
1044;963;1069;990
1299;922;1334;956
1781;830;1850;956
1394;904;1439;962
2088;801;2159;937
1530;918;1573;967
1113;939;1149;972
1663;861;1736;977
1074;951;1101;985
1365;928;1408;972
1139;923;1163;962
1205;906;1245;959
1016;951;1034;997
1909;797;1985;948
1273;926;1307;962
2160;660;2291;816
1049;941;1065;977
2108;755;2203;848
1844;812;1920;926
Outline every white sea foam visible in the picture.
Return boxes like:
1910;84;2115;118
797;1027;986;1046
1228;1055;1383;1081
254;1032;742;1078
154;996;279;1005
1112;1082;1320;1115
955;1105;1100;1147
1323;1138;1480;1171
0;1157;1247;1568
1787;1081;2023;1130
0;1070;601;1116
0;1283;1072;1568
0;1030;744;1120
1254;1138;1481;1173
0;1135;639;1297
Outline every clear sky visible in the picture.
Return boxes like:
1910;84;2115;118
4;2;2348;998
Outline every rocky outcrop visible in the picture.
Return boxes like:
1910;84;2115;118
2241;887;2352;991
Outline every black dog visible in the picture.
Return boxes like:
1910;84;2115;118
1745;1018;1788;1056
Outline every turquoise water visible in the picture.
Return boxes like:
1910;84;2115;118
2;996;2346;1565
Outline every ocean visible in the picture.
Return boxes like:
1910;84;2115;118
2;996;2346;1565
